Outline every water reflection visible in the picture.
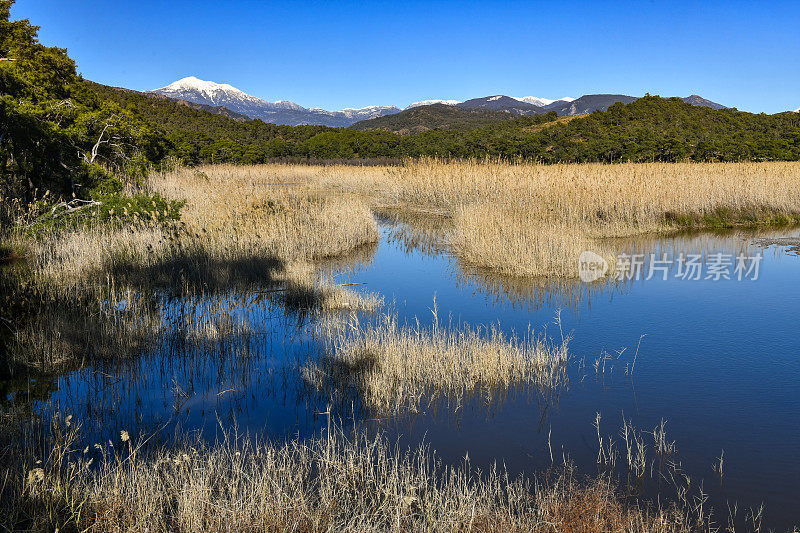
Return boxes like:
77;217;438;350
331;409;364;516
5;221;800;530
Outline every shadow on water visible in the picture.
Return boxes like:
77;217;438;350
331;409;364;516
105;249;287;295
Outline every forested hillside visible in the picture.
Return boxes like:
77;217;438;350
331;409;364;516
3;0;800;203
0;2;165;203
350;104;559;134
91;82;800;164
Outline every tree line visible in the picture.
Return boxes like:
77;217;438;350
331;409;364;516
3;0;800;217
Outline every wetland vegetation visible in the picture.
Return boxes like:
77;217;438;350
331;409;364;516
3;3;800;529
3;159;800;531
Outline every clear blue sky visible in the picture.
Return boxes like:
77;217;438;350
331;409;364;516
11;0;800;113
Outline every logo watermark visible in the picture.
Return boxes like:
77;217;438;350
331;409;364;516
578;251;609;282
578;251;763;283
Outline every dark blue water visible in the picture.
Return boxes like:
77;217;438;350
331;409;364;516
20;223;800;530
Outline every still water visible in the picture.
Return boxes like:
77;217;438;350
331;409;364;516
17;222;800;529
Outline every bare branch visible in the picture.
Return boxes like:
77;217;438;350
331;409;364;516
84;115;118;165
27;198;102;228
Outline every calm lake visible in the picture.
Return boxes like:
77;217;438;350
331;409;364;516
13;220;800;530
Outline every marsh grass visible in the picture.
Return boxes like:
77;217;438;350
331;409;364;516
1;415;710;533
304;306;571;414
231;159;800;278
20;165;378;302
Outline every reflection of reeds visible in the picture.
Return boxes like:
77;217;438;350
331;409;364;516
2;416;709;532
305;306;570;414
456;265;623;312
376;207;453;257
10;271;380;373
9;289;165;372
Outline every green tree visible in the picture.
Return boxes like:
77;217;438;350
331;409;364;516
0;0;166;216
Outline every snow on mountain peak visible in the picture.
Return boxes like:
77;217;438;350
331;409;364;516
514;96;575;107
339;105;402;119
152;76;304;111
150;76;401;126
163;76;241;95
406;99;461;109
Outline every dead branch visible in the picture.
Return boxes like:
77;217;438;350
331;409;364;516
85;115;118;165
27;198;102;228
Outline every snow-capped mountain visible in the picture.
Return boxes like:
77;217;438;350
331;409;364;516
151;77;400;127
152;77;302;115
151;77;729;126
513;96;575;107
338;106;402;119
407;99;462;109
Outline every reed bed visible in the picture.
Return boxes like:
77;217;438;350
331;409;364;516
452;204;608;277
305;307;570;414
24;166;378;298
216;160;800;278
1;417;708;533
23;160;799;286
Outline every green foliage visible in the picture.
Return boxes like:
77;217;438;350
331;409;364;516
91;189;183;224
89;82;800;165
0;0;167;219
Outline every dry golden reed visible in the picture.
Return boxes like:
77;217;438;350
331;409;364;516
24;166;379;298
3;417;708;533
203;159;800;278
306;305;570;414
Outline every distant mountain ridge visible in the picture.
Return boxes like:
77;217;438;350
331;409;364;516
150;77;400;127
457;95;544;115
515;95;575;107
350;104;532;134
541;94;640;116
90;82;800;165
150;76;728;127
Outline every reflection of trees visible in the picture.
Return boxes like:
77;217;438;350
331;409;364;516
1;238;384;440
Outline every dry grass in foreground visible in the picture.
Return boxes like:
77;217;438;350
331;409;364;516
2;418;708;533
216;160;800;277
304;306;570;414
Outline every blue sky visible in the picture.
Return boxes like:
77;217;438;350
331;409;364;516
11;0;800;113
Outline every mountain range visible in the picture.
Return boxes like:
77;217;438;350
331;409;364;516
150;76;732;128
151;77;400;127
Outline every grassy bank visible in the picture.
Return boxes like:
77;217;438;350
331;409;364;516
1;418;709;533
2;166;382;373
24;169;379;298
